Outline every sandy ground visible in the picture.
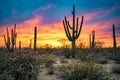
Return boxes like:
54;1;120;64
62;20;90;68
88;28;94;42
37;58;120;80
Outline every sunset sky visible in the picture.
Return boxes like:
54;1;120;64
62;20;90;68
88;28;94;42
0;0;120;48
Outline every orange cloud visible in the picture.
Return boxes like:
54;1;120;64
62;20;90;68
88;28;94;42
0;12;120;48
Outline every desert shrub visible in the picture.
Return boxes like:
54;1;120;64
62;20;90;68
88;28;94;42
36;54;56;67
96;58;108;64
60;57;68;63
58;62;111;80
0;51;38;80
112;65;120;74
47;65;54;75
61;48;71;58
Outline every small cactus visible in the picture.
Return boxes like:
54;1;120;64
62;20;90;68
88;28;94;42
29;39;32;49
19;41;21;50
91;30;95;48
89;34;91;48
34;26;37;51
112;24;117;56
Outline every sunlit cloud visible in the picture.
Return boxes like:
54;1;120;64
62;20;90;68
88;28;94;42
0;0;120;48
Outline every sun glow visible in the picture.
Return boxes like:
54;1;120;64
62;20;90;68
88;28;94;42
0;13;120;48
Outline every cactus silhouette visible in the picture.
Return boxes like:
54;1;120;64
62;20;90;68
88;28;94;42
4;27;10;51
112;24;117;56
4;24;17;52
89;34;91;48
34;26;37;51
19;41;21;50
91;30;95;48
63;4;84;58
29;39;32;49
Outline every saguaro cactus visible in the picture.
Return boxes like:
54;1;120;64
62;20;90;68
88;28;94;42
91;30;95;48
11;24;17;51
4;24;17;52
89;34;91;48
112;24;117;56
34;26;37;51
63;4;84;58
29;39;32;49
19;41;21;50
4;27;10;51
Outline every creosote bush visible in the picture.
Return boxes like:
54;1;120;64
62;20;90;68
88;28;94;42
58;62;111;80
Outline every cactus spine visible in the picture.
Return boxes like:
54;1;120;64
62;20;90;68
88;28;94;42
112;24;117;56
91;30;95;48
4;24;17;52
34;26;37;51
63;4;84;58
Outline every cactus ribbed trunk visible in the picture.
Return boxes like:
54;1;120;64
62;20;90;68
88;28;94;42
63;4;84;58
112;24;116;56
72;40;75;57
34;26;37;51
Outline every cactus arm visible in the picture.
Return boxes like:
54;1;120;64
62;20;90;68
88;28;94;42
75;17;78;34
64;16;73;30
67;21;73;29
4;35;7;46
63;20;72;41
75;16;84;39
6;27;9;40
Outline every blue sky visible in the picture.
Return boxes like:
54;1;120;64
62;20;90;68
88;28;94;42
0;0;120;47
0;0;120;25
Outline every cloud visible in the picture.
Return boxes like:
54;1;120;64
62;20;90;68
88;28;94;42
0;4;120;48
40;4;53;11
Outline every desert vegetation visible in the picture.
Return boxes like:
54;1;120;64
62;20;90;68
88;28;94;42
0;4;120;80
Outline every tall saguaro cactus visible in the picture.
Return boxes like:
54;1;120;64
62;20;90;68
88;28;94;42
63;4;84;58
91;30;95;48
112;24;117;56
4;24;17;52
34;26;37;51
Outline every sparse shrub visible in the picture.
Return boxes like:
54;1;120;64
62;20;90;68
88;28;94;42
112;65;120;74
47;65;54;75
76;51;94;62
60;57;68;63
36;54;56;67
58;62;111;80
0;50;38;80
61;48;71;58
96;58;108;64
